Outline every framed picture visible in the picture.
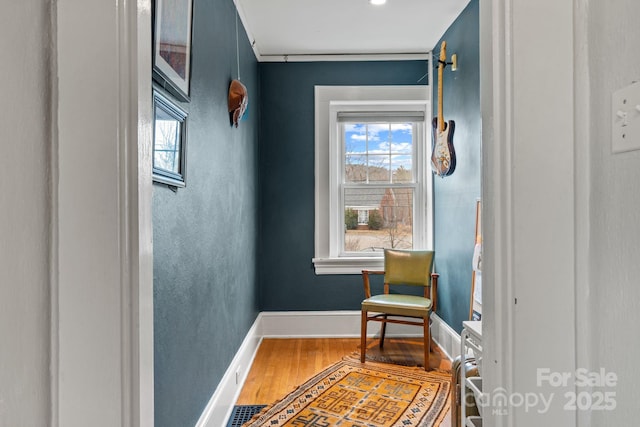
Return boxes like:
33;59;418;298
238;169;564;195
153;0;194;101
152;89;188;187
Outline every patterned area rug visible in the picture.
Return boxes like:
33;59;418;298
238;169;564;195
244;355;450;427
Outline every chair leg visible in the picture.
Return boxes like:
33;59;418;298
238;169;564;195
379;315;388;349
428;316;435;352
360;310;368;363
423;316;431;371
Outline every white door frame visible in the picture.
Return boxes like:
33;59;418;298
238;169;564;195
53;1;154;426
479;0;515;423
51;0;585;425
481;0;579;425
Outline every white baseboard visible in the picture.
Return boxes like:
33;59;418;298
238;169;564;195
261;311;461;359
195;317;262;427
429;313;462;361
260;310;361;337
195;311;461;427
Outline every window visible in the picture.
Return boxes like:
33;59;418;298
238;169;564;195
357;209;369;226
313;86;433;274
152;89;188;187
340;114;424;254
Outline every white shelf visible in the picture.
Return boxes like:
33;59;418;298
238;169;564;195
466;377;483;417
463;320;482;338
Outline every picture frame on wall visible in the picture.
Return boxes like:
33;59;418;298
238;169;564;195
152;89;188;188
153;0;194;102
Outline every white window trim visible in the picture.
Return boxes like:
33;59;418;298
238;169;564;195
313;85;433;275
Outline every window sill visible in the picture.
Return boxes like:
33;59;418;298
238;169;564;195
312;257;384;275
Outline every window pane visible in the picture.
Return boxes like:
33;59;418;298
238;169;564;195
345;154;367;182
390;123;413;149
344;123;367;153
369;123;390;145
153;111;181;173
391;157;413;183
344;187;414;253
367;155;390;182
389;123;413;183
343;122;414;184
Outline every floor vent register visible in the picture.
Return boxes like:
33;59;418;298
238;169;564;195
226;405;267;427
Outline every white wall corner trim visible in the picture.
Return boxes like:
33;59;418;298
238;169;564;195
53;1;153;426
198;311;459;426
481;0;578;425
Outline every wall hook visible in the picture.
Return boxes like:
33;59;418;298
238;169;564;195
436;55;457;71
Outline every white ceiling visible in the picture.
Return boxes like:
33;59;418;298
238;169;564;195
234;0;471;61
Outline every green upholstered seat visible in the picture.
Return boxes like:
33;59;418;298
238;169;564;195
361;294;432;317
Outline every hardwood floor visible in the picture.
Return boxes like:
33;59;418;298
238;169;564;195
235;337;453;425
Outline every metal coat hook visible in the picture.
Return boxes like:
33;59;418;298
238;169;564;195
436;54;457;71
418;49;457;83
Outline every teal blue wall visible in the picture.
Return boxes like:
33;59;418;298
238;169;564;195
258;61;429;311
432;0;481;333
152;0;259;425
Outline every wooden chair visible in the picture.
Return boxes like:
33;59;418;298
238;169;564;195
360;249;438;371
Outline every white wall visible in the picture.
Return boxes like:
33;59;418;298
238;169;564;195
483;0;639;425
56;1;123;422
587;0;640;424
0;1;51;425
0;1;153;426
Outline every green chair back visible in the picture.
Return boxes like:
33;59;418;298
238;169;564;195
384;249;434;287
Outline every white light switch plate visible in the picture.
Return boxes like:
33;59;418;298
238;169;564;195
612;81;640;153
